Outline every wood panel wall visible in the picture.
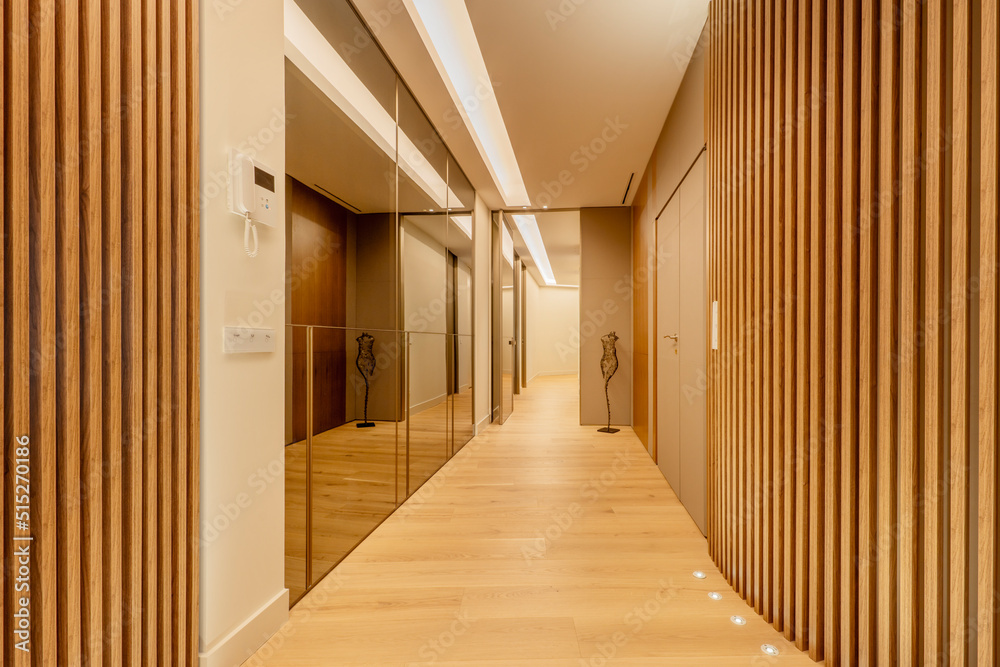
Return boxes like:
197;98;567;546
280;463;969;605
1;0;200;663
706;0;999;664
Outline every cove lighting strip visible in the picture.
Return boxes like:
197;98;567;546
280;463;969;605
502;224;514;268
450;215;472;239
402;0;531;207
511;215;556;286
284;0;469;210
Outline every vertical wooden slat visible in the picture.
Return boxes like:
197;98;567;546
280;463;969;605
771;0;786;634
760;0;774;625
122;0;144;662
79;0;105;662
736;0;746;599
727;0;736;589
141;0;160;660
782;0;797;640
101;0;124;662
980;0;1000;663
857;0;879;661
751;0;764;616
27;0;58;663
807;0;826;656
840;0;861;662
54;2;83;663
186;0;201;660
877;0;900;661
951;0;972;663
171;0;189;658
1;0;7;654
898;1;921;663
924;0;947;663
3;3;31;667
157;0;175;660
823;0;843;660
794;0;811;648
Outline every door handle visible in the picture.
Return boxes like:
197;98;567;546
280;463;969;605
664;333;678;341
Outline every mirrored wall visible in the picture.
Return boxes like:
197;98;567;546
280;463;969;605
283;0;476;605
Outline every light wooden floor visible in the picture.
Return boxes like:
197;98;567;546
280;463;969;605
254;375;815;666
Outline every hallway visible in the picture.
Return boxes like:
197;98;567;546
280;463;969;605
246;375;812;666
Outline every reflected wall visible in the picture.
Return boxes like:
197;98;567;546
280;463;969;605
283;0;476;606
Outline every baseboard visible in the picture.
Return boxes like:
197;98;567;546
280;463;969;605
409;392;447;415
200;588;289;667
475;415;491;434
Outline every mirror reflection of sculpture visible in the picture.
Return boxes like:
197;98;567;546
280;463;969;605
598;331;620;434
355;332;376;428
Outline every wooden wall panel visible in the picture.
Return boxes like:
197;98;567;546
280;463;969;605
0;0;200;663
705;1;997;664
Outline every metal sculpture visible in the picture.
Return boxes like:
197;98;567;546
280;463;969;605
355;332;376;428
598;331;620;433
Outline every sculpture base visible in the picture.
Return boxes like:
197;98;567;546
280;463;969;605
356;422;376;428
597;427;620;434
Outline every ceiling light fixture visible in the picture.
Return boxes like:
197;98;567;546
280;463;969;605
708;592;722;601
284;0;469;209
730;616;747;626
692;571;707;579
402;0;531;207
761;645;780;656
511;215;556;286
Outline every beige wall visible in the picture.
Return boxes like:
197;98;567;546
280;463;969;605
199;1;288;665
526;275;580;381
473;195;492;430
579;207;632;426
402;221;448;412
633;19;708;453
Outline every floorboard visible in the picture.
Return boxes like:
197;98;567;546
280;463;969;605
251;375;813;666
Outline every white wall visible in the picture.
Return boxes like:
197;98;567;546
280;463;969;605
525;275;580;382
473;194;491;431
402;221;448;412
199;2;288;666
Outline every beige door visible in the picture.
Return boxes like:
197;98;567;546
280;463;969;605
656;153;708;534
656;198;681;493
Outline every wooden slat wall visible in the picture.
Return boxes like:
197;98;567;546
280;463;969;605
1;0;200;664
706;1;999;664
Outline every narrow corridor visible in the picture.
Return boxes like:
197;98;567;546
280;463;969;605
247;375;812;666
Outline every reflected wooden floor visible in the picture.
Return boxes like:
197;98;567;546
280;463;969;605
286;388;475;603
262;375;813;666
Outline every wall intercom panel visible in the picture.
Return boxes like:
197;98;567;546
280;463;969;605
228;149;278;228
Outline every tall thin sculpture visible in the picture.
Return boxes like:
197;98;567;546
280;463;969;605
598;331;620;433
355;332;376;428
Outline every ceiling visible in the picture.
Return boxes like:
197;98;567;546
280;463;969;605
508;211;581;286
349;0;710;210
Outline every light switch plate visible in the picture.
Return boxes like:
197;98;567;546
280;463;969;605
224;326;276;354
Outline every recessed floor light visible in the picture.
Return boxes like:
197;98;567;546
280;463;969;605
692;571;707;579
730;615;747;626
708;592;722;600
762;644;780;656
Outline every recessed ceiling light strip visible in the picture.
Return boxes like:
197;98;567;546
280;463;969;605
402;0;531;207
